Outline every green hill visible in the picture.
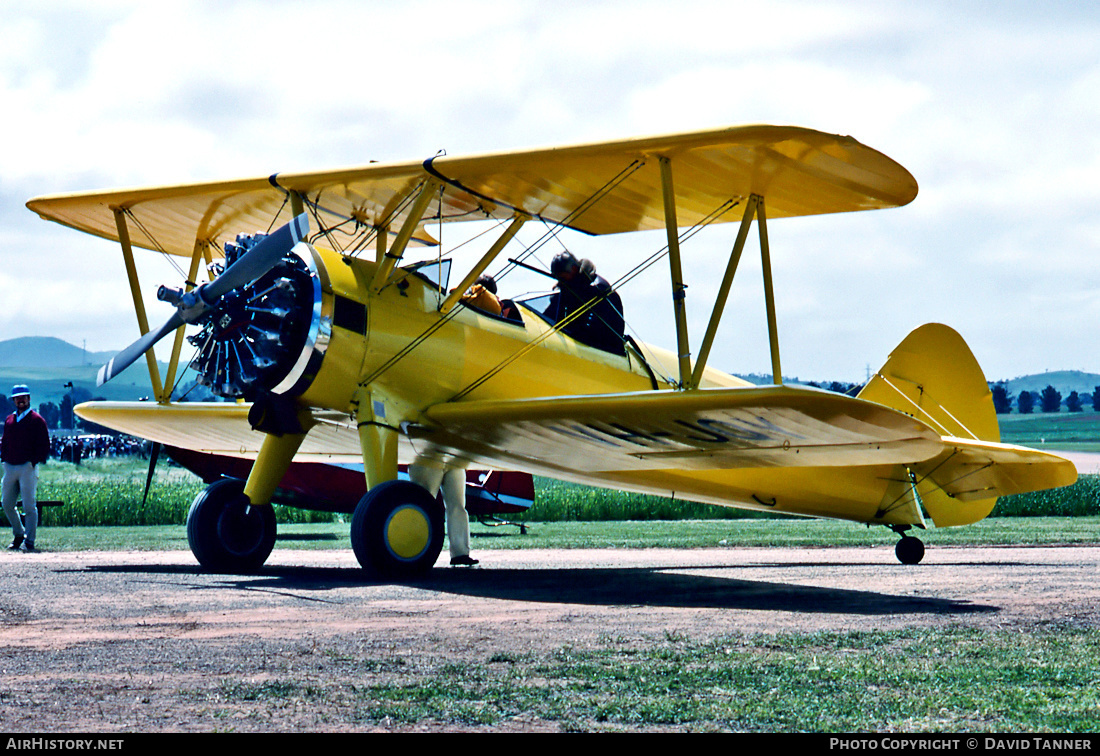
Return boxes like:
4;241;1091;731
1002;371;1100;400
0;336;179;404
0;336;116;369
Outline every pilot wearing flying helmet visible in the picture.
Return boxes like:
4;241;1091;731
543;251;626;355
2;385;51;552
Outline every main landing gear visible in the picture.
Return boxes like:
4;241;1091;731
185;477;446;577
186;479;277;573
890;525;926;565
351;479;445;577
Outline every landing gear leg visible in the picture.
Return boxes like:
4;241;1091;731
351;395;446;576
890;525;926;565
187;430;306;572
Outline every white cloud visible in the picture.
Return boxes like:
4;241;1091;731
2;0;1098;381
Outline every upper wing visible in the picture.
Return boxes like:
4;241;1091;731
28;124;917;258
410;385;944;474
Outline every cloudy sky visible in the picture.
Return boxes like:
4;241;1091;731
1;0;1097;383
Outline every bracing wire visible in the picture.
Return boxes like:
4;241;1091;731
491;159;647;283
450;196;742;399
122;209;189;282
358;163;648;387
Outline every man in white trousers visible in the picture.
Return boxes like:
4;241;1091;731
407;462;478;566
2;385;52;552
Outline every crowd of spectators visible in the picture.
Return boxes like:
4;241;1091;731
50;434;149;463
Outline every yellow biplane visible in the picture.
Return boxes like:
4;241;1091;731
27;125;1076;573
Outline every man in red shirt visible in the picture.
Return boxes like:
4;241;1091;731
2;385;51;552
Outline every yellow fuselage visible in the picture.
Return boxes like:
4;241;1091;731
294;246;920;527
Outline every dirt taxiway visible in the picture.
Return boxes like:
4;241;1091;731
1;544;1097;730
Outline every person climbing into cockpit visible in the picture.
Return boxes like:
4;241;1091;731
543;251;625;355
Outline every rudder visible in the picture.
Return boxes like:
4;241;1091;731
858;323;998;443
858;323;999;527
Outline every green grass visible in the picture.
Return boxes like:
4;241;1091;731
34;458;333;527
532;477;781;521
22;452;1100;733
190;626;1100;732
998;408;1100;451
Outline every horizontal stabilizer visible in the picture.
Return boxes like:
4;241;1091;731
861;323;1077;527
913;438;1077;527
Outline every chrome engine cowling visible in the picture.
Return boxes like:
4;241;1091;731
189;234;328;399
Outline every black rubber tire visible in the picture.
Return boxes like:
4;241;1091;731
186;479;277;573
895;535;925;565
350;480;444;576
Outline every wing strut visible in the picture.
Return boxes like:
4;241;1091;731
688;194;782;389
758;197;783;386
161;241;206;398
659;157;692;388
113;207;166;401
438;212;529;314
370;179;441;292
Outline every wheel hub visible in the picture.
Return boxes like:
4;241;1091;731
384;505;432;561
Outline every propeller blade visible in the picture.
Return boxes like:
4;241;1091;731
96;311;184;386
202;213;309;302
96;214;310;387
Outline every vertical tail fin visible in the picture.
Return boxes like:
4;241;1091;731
858;324;1000;527
858;323;998;443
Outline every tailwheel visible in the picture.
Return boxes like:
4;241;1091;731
895;535;926;565
351;480;444;577
187;478;277;573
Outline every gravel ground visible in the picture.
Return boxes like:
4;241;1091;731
1;543;1098;732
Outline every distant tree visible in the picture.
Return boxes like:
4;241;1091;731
37;401;60;429
827;381;859;396
1066;391;1083;413
1040;385;1062;413
0;395;12;419
1018;390;1034;414
59;386;93;429
1093;386;1100;412
59;395;74;429
990;382;1013;414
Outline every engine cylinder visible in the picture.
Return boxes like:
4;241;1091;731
189;234;330;399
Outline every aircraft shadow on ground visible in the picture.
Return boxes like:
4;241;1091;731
79;562;997;616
